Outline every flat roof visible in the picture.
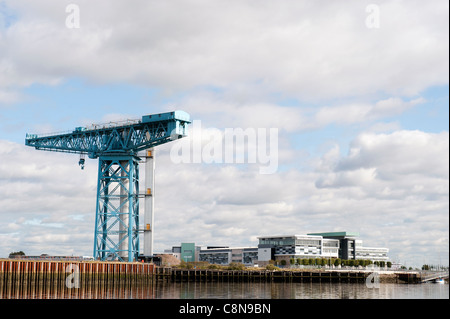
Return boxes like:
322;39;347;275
200;247;258;252
257;234;322;239
307;232;359;238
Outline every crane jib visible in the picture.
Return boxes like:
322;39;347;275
25;111;191;158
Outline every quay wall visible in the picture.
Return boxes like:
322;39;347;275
170;268;408;284
1;259;420;289
0;259;169;287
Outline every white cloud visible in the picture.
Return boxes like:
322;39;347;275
336;130;449;179
1;0;448;101
0;140;96;256
148;129;448;264
0;0;448;267
0;127;447;266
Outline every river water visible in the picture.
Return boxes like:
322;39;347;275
1;281;448;299
155;281;448;299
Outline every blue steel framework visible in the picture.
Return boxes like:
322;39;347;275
94;155;140;261
25;111;190;262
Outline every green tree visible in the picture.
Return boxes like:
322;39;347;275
228;262;245;270
266;264;280;271
8;251;25;258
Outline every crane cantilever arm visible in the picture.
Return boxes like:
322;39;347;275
24;111;190;158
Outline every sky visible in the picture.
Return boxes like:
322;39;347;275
0;0;448;268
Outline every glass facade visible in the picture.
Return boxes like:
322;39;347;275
257;233;388;262
171;232;389;265
199;247;259;265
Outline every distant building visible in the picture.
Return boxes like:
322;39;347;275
166;243;199;262
307;232;389;262
257;234;339;266
257;232;388;266
166;232;389;267
8;254;93;261
199;247;258;266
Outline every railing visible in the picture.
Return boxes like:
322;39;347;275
25;119;142;140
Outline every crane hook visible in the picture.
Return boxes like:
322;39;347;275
79;154;86;170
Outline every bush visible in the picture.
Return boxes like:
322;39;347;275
208;264;220;270
265;264;281;271
227;262;245;270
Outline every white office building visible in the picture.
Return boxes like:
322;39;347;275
199;247;258;266
257;235;339;265
258;232;388;265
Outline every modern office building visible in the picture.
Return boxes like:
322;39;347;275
257;234;339;265
166;243;199;262
308;232;389;262
199;247;258;266
165;232;388;266
257;232;388;265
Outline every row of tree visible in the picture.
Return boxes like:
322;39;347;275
274;258;392;268
421;264;449;271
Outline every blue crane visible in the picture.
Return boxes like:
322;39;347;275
25;111;190;262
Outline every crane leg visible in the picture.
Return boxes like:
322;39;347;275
93;155;140;262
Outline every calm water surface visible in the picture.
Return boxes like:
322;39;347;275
1;281;448;299
155;281;448;299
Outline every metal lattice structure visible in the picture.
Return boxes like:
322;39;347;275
25;111;190;262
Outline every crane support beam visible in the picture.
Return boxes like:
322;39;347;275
144;149;155;257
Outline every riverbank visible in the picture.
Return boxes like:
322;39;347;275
170;267;410;284
0;258;433;290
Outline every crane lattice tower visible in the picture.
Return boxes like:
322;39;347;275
25;111;190;262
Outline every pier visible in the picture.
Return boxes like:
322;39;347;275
171;268;385;283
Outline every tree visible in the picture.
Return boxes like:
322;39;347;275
266;264;280;271
8;251;25;258
228;262;245;270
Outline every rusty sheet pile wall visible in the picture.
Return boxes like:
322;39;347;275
0;259;163;298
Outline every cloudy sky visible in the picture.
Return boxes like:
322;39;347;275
0;0;448;267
